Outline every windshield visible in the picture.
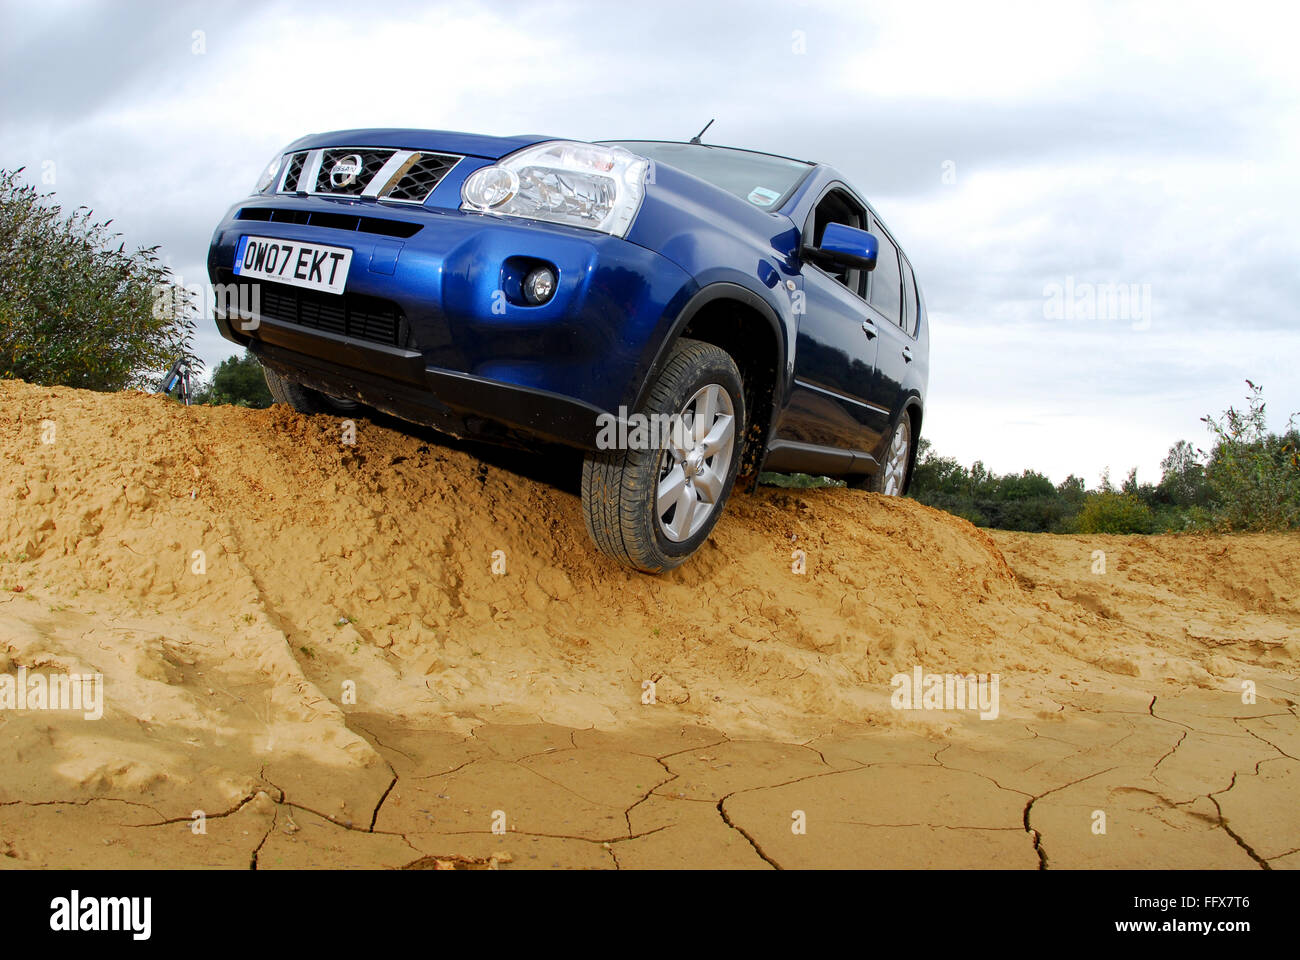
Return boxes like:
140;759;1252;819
604;141;811;209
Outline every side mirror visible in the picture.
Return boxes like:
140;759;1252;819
804;222;878;272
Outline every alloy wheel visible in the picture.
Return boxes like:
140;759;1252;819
881;417;911;496
655;383;736;542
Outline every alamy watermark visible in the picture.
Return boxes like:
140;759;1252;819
50;891;150;940
152;276;261;331
0;666;104;720
1043;276;1151;330
890;665;1000;720
596;406;698;451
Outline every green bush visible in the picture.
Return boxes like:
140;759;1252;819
0;168;197;391
1075;491;1155;534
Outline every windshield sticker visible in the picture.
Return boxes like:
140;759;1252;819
747;186;781;207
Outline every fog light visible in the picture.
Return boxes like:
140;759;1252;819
523;266;556;304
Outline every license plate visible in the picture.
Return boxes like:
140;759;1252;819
233;235;352;295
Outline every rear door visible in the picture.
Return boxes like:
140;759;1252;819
861;219;912;452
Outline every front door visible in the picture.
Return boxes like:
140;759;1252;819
778;186;886;455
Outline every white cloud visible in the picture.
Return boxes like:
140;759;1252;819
4;0;1297;484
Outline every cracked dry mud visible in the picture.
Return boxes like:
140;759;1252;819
1;380;1297;869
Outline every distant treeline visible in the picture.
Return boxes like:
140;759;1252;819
910;382;1300;534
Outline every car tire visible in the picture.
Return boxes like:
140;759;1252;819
261;362;326;414
851;415;912;495
581;338;746;573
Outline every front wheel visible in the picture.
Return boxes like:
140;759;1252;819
261;362;325;414
581;338;746;573
261;362;361;415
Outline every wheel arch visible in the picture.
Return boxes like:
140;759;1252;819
632;282;789;480
901;397;924;496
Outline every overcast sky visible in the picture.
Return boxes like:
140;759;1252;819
4;0;1298;484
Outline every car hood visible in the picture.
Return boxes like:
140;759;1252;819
284;129;559;160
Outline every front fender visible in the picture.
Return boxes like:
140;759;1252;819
621;164;802;413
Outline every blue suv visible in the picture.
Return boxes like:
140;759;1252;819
207;130;929;572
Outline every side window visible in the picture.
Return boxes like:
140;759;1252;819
901;257;917;336
868;220;902;326
807;188;866;297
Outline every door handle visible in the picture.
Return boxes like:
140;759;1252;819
861;320;877;340
902;346;913;363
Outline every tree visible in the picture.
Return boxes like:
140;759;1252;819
192;350;274;408
1156;440;1209;508
1057;474;1087;504
0;168;197;391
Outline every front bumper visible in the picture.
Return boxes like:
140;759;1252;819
208;194;695;448
248;325;611;448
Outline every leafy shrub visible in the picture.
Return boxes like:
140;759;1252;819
0;168;197;390
1075;491;1155;534
1200;381;1300;531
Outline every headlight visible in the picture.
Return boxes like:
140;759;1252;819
254;153;285;193
460;141;649;237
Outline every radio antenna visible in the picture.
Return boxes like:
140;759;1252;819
689;119;715;144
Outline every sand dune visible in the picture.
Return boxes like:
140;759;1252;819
1;379;1295;868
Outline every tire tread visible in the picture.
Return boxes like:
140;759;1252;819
581;338;744;573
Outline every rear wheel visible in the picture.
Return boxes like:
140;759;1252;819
582;338;745;573
860;415;912;495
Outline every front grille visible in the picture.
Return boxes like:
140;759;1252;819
315;149;395;196
256;281;407;348
281;152;307;192
381;153;460;203
273;146;460;203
